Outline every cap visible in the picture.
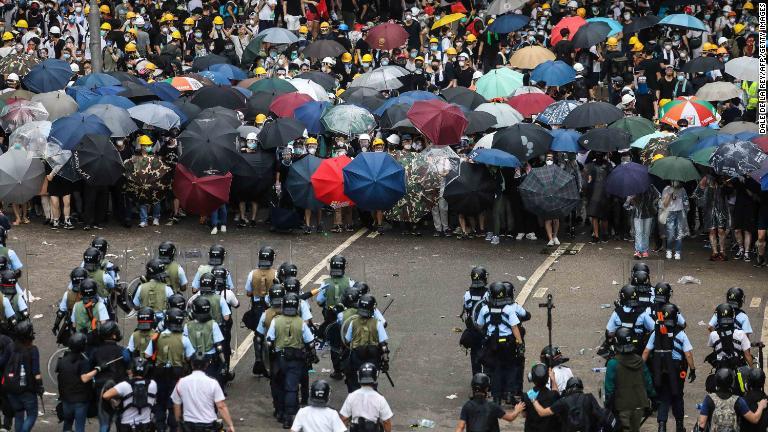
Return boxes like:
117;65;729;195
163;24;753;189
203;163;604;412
299;25;309;34
322;56;336;65
717;46;728;55
359;133;371;141
576;7;586;17
213;16;224;25
415;56;424;62
125;42;137;52
744;1;754;9
100;23;112;31
373;138;384;145
621;94;635;105
341;52;352;62
573;62;584;72
542;3;550;9
160;13;175;23
255;113;267;124
127;28;138;36
458;52;469;59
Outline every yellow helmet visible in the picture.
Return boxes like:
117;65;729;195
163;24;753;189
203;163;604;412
100;23;112;31
299;25;309;34
542;3;550;9
631;42;644;52
306;137;318;145
702;42;716;52
126;11;136;19
160;13;175;23
84;5;90;14
744;1;754;9
144;62;157;71
445;47;458;55
341;52;352;62
255;66;267;75
171;30;182;40
652;154;664;162
99;5;110;13
125;42;137;52
576;7;586;18
255;113;267;124
320;21;330;28
429;37;438;44
415;56;424;62
335;88;345;97
487;18;494;24
2;32;13;42
628;36;639;46
465;34;477;43
716;46;728;55
373;137;384;145
127;28;138;36
213;16;224;25
15;20;28;29
734;23;746;34
559;0;567;5
362;54;373;62
183;17;195;25
138;135;154;146
606;37;618;46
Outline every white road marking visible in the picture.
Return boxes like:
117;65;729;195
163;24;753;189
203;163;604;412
533;287;548;298
515;252;562;306
230;228;369;369
750;297;762;308
367;231;379;238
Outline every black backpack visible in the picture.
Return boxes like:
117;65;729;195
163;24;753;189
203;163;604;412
1;348;30;394
564;394;591;432
122;379;156;416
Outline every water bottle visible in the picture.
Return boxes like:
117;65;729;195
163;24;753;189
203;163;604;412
19;365;26;387
592;367;606;373
418;419;436;428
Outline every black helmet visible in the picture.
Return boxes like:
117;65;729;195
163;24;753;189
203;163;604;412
91;237;108;255
208;245;226;266
501;281;515;300
0;269;17;296
167;293;186;311
137;307;155;330
470;266;488;288
80;278;98;301
564;377;584;396
488;282;509;307
67;332;87;353
653;282;673;304
165;307;185;332
277;262;298;282
357;294;376;318
631;262;650;277
329;255;346;277
353;281;370;295
131;357;149;376
714;368;735;392
471;372;491;394
715;303;735;329
98;320;122;341
358;362;378;385
341;286;362;308
199;272;215;294
70;267;89;291
630;270;650;286
14;320;34;341
619;284;639;308
0;256;8;272
211;266;228;291
283;276;301;294
308;380;331;407
529;363;549;387
145;258;167;281
192;296;212;322
659;303;678;329
258;246;275;269
269;284;285;307
746;368;765;391
282;293;300;317
614;327;636;354
540;345;568;366
158;241;176;264
726;287;745;308
83;247;101;271
0;226;6;245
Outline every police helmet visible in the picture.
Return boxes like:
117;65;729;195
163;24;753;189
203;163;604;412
14;320;34;341
165;307;185;332
145;258;167;281
659;303;678;328
67;332;87;353
269;283;285;307
488;282;509;307
70;267;89;291
631;262;650;278
619;284;639;308
714;368;735;392
341;286;362;308
630;270;650;286
540;345;568;366
0;269;16;296
470;266;488;288
192;296;212;322
358;362;378;385
357;294;376;318
329;255;346;277
91;237;108;255
0;256;8;272
167;293;186;311
158;241;176;264
471;372;491;394
564;377;584;396
277;262;298;282
0;227;6;245
131;357;149;377
746;368;765;391
283;276;301;294
614;327;636;354
353;281;370;295
282;293;300;317
726;287;745;308
136;307;155;330
258;246;275;269
529;363;549;386
308;380;331;407
98;320;122;341
653;282;673;304
199;272;215;294
715;303;735;329
501;281;515;300
208;245;226;266
80;278;98;301
211;266;228;291
83;247;102;271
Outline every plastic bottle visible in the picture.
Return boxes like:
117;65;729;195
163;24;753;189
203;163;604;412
20;365;26;387
418;419;436;428
592;367;606;373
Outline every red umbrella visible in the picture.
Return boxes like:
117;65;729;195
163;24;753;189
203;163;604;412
365;23;409;50
269;92;313;118
311;156;355;208
550;16;586;45
172;164;232;215
450;2;468;13
506;93;555;118
752;136;768;153
406;99;468;146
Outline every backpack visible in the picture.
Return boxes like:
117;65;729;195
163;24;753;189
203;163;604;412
711;394;739;432
564;394;590;432
1;348;30;394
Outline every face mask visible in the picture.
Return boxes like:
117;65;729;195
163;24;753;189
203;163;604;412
623;13;630;20
291;52;298;60
430;44;438;51
381;59;389;66
545;160;554;165
184;25;191;30
194;32;202;38
664;44;671;50
69;17;76;23
162;27;169;34
410;51;417;58
415;62;423;69
116;139;125;146
100;30;107;37
249;19;256;25
361;62;370;68
308;147;317;155
360;146;368;152
680;51;687;58
677;75;684;81
704;14;710;19
405;15;412;21
269;51;277;58
63;53;71;60
246;141;257;149
540;18;547;24
334;150;347;157
413;142;423;151
143;145;153;154
458;60;465;67
729;18;735;24
75;6;82;13
431;64;439;70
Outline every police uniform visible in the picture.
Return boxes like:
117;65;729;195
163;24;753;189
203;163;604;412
191;265;234;290
607;306;656;337
646;305;686;328
708;310;753;335
162;260;188;293
145;329;195;432
343;315;388;392
112;378;158;430
461;289;487;377
133;280;174;312
70;299;110;333
707;329;751;368
476;303;522;401
127;328;157;357
246;268;276;366
266;314;314;420
0;246;23;272
256;303;283;412
317;276;356;375
184;319;225;380
645;330;693;425
72;270;115;304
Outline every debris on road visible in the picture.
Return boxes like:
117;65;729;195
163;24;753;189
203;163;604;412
446;394;458;399
600;304;612;309
677;276;702;284
517;275;527;281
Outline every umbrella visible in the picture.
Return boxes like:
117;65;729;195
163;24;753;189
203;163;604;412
710;140;768;177
464;111;497;135
571;21;612;49
190;86;247;110
124;155;172;203
631;131;674;149
343;152;406;210
488;14;530;33
22;59;73;93
587;17;622;36
287;155;325;209
690;147;716;166
531;60;576;86
197;107;242;129
195;70;231;86
475;102;523;128
431;13;465;30
694;82;743;102
519;165;580;218
84;104;138;137
106;71;146;85
1;100;48;132
249;78;297;94
551;16;586;45
492;123;553;160
8;121;51;155
392;119;419;134
724;57;759;81
721;121;759;135
77;94;136;111
608;117;657;142
50;113;111;150
679;125;718;138
373;91;440;117
485;0;526;15
258;118;307;149
295;71;338;92
173;164;232;215
191;54;230;72
270;92;314;118
623;15;660;34
245;91;279;118
549;129;582;153
506;93;555;118
682;56;724;74
349;66;409;91
166;76;204;92
605;162;650;197
208;63;248;81
385;148;455;222
407;99;467;146
147;82;181;102
293;100;330;135
174;99;202;121
256;27;299;45
648;156;700;181
322;104;377;136
441;87;486;110
660;98;717;127
311;156;354;208
30;91;77;121
232;150;276;201
752;136;768;153
640;135;676;165
302;40;347;59
734;131;759;141
509;46;556;70
92;85;127;96
240;35;267;66
286;78;331;102
468;148;521;168
0;90;34;103
70;134;125;186
0;148;45;203
178;118;241;175
658;13;706;31
536;100;581;126
666;133;705;156
144;100;189;126
684;133;737;156
75;73;121;89
475;68;524;99
443;162;495;215
365;23;408;50
379;104;410;129
128;104;181;130
563;101;623;128
0;53;41;76
340;86;386;112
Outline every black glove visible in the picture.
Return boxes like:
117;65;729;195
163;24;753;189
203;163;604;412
52;323;59;336
380;351;390;372
688;368;696;383
516;341;526;357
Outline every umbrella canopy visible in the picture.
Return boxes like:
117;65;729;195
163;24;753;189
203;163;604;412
492;123;553;160
685;134;737;156
485;0;526;15
550;16;586;45
519;165;580;218
431;13;465;30
440;87;486;110
1;100;48;132
124;155;172;203
475;102;523;128
190;86;247;110
240;35;266;66
208;63;248;81
586;17;622;36
379;104;410;130
349;66;408;91
509;45;556;70
571;21;611;48
191;54;230;72
407;99;467;146
245;91;279;118
173;98;202;121
286;78;330;102
444;162;495;215
385;148;456;222
475;68;524;99
365;23;408;50
563;101;623;128
724;56;759;81
464;111;497;135
531;60;576;86
536;100;581;126
127;104;181;130
30;90;77;121
50;113;111;150
270;92;314;118
690;147;716;167
295;71;338;92
695;81;743;102
512;85;546;95
0;90;33;103
178;118;240;175
681;56;724;74
488;14;530;33
258;118;307;149
468;148;521;168
147;82;181;102
658;13;706;31
373;91;440;117
640;135;676;165
549;129;582;153
311;156;354;208
0;53;41;76
303;40;347;59
0;148;45;203
734;131;759;141
506;93;555;118
71;134;125;186
249;78;297;94
287;155;325;210
144;100;189;125
648;156;700;181
667;132;706;156
8;121;51;154
75;73;121;89
623;15;660;34
631;131;674;149
256;27;299;45
173;164;232;215
232;150;276;201
84;104;138;137
293;100;331;135
166;76;204;92
76;92;136;111
197;70;230;86
343;152;406;210
608;116;656;142
117;81;159;101
720;121;759;135
22;59;73;93
752;136;768;153
340;86;386;112
321;104;377;136
710;140;767;177
660;98;717;127
605;162;650;197
196;107;242;128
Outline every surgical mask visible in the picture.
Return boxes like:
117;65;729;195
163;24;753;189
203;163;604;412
75;6;82;13
63;53;71;60
458;60;465;67
623;13;630;20
69;17;76;23
334;149;347;157
100;30;107;37
246;140;257;149
162;27;169;34
722;56;730;62
545;160;554;165
291;52;298;60
116;139;125;146
677;75;684;81
361;62;370;68
194;31;202;38
381;59;389;66
679;51;687;58
405;14;412;21
142;145;153;154
184;25;191;31
360;145;368;152
410;51;417;58
430;44;438;51
529;36;536;42
704;14;710;20
269;50;277;58
413;142;423;151
216;25;223;30
308;147;317;155
664;44;671;50
729;17;735;24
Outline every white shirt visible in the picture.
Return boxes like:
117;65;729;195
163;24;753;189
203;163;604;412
292;406;347;432
113;379;158;425
549;365;574;392
339;386;393;424
708;329;751;361
258;0;277;21
171;370;225;423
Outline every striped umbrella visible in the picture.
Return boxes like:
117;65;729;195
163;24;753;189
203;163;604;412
166;76;204;92
660;98;718;127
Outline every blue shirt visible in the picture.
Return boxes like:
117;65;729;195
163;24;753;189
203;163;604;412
265;295;313;321
344;318;388;344
606;307;656;334
266;318;315;346
645;331;693;360
191;266;234;290
1;297;14;319
463;290;488;312
6;249;22;271
645;307;686;327
245;270;275;297
144;330;196;359
132;284;175;308
183;321;224;354
708;311;753;334
476;304;521;337
316;278;356;305
698;394;750;417
70;300;110;323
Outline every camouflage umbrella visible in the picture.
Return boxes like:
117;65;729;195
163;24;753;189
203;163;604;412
0;53;42;76
640;135;676;165
123;155;172;203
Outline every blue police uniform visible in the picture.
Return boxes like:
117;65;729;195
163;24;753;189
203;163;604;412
708;311;752;334
476;303;521;400
266;318;314;419
462;290;488;376
316;279;357;305
645;330;693;425
606;306;656;334
191;266;234;290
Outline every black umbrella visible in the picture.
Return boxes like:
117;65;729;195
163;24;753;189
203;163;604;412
302;40;346;59
682;56;724;74
71;134;125;186
464;111;497;135
562;101;624;128
440;87;487;110
257;118;306;150
378;103;410;129
519;165;580;218
492;123;553;161
577;128;631;152
196;106;242;129
191;54;231;72
443;162;496;216
178;118;241;176
118;81;159;101
245;91;279;119
340;86;386;112
190;86;247;110
172;98;202;121
571;22;612;49
623;15;660;34
296;71;338;92
232;150;276;200
286;154;325;210
106;71;146;85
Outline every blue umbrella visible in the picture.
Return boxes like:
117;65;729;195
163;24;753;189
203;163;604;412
286;155;324;210
679;126;711;136
148;82;181;102
198;70;232;86
762;173;768;191
605;162;650;197
469;148;521;168
66;86;100;106
734;131;759;141
22;59;73;93
50;113;111;150
658;14;706;31
75;73;121;89
208;63;248;81
373;90;440;116
342;152;406;211
488;14;530;34
689;133;736;155
549;129;583;153
587;17;622;36
78;95;135;111
536;100;581;126
92;85;127;96
144;101;189;126
531;60;576;86
294;100;331;135
631;131;671;149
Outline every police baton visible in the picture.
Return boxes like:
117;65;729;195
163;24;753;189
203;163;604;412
381;298;394;315
755;342;765;370
538;294;555;363
383;370;395;387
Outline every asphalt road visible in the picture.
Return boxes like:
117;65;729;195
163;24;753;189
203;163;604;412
10;220;768;431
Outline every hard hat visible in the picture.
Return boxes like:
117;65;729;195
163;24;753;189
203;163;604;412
702;42;716;52
716;46;728;55
573;62;584;72
99;5;110;13
306;137;318;145
339;23;349;31
138;135;154;146
335;88;345;97
576;7;586;17
100;23;112;31
144;62;157;71
567;0;577;7
429;37;439;44
606;37;618;46
415;56;424;62
299;25;309;34
7;73;19;81
717;36;728;45
373;138;384;145
445;47;458;55
2;32;13;41
652;153;664;162
320;21;330;28
322;56;336;65
125;42;137;52
722;5;732;12
160;13;175;23
84;5;90;14
362;54;373;62
386;134;400;144
183;17;195;25
359;133;371;141
542;3;550;9
465;34;477;43
213;16;224;25
127;28;138;36
49;26;61;35
559;0;567;5
734;23;745;35
134;16;145;26
254;66;267;75
744;1;754;9
246;132;257;140
126;11;136;19
621;93;635;105
255;113;267;124
472;70;483;80
631;42;644;52
728;11;736;17
458;52;469;59
171;30;182;40
341;52;352;62
15;20;28;29
70;63;80;73
628;36;639;46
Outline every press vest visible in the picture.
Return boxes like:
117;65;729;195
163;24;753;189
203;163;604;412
274;315;304;350
187;320;214;354
743;81;758;110
156;332;186;367
323;276;350;308
139;280;168;311
350;316;379;349
249;269;275;297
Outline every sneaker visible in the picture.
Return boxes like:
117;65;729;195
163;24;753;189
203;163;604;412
515;233;525;240
525;232;537;240
547;239;555;246
490;235;500;245
590;236;599;244
485;232;494;241
720;253;728;261
51;220;59;230
250;220;258;227
316;223;325;233
210;226;218;235
139;221;148;228
674;252;681;260
641;251;650;258
443;228;453;236
753;256;766;267
82;225;91;231
633;251;641;259
553;237;560;245
63;220;74;230
433;230;442;237
735;247;744;259
237;219;248;228
666;250;673;259
710;253;720;261
744;252;752;262
220;225;227;233
345;224;354;232
153;218;160;226
304;225;312;235
331;224;343;233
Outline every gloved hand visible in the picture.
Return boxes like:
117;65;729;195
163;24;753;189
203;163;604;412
36;385;44;397
310;350;320;365
52;323;59;336
516;341;526;357
688;368;696;383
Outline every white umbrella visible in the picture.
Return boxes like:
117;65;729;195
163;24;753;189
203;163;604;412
695;81;744;102
31;90;78;121
127;104;181;130
473;131;496;149
475;103;523;128
348;66;410;91
0;147;45;203
724;56;759;81
256;27;299;45
286;78;330;102
486;0;526;16
509;85;545;96
8;121;51;156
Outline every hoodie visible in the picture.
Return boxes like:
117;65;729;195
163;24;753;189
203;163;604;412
604;353;655;411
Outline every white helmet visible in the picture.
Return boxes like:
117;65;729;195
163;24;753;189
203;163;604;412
573;62;584;72
322;57;336;66
386;134;400;145
134;16;145;26
70;63;80;73
246;132;258;140
472;71;483;80
49;26;61;34
567;0;578;7
6;73;19;81
621;94;635;105
359;133;371;141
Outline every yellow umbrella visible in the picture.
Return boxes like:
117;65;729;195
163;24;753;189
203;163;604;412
431;13;466;30
509;45;556;69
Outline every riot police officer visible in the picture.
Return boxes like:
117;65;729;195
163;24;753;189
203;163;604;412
317;255;356;379
127;307;157;358
54;267;89;344
647;283;686;329
344;294;389;393
90;237;118;280
631;270;653;308
0;227;23;276
246;246;277;374
0;269;27;319
255;284;286;377
71;279;110;336
157;241;187;293
605;285;655;352
708;287;753;338
503;281;530;399
191;245;231;291
185;297;227;384
277;262;298;283
461;266;488;376
82;247;116;317
133;259;174;313
706;303;753;370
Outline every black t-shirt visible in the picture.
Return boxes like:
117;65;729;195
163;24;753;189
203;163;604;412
56;352;93;403
553;40;574;65
637;59;661;90
456;67;475;88
657;76;677;100
459;398;505;432
743;390;768;432
550;393;602;432
635;92;657;121
285;0;302;16
523;388;561;432
403;21;421;50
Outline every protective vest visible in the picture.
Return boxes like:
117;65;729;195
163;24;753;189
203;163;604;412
197;265;213;281
264;307;280;331
464;287;486;328
249;269;275;297
616;306;645;335
711;329;744;369
131;329;156;355
165;262;181;293
155;332;185;367
201;293;224;324
88;269;108;298
650;326;686;396
342;307;358;324
323;276;350;308
121;379;156;416
743;81;758;110
484;306;513;336
139;280;168;311
274;315;304;350
635;285;653;306
73;301;97;332
711;394;740;432
0;247;8;260
187;320;214;354
350;316;379;349
65;290;78;312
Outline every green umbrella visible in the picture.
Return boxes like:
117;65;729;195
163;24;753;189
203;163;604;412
649;156;701;181
608;117;656;142
321;104;377;136
689;147;716;166
475;68;524;99
240;34;266;68
0;53;42;76
248;78;297;94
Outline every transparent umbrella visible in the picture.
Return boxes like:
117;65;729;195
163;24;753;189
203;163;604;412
8;121;51;156
321;104;377;136
1;100;49;133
